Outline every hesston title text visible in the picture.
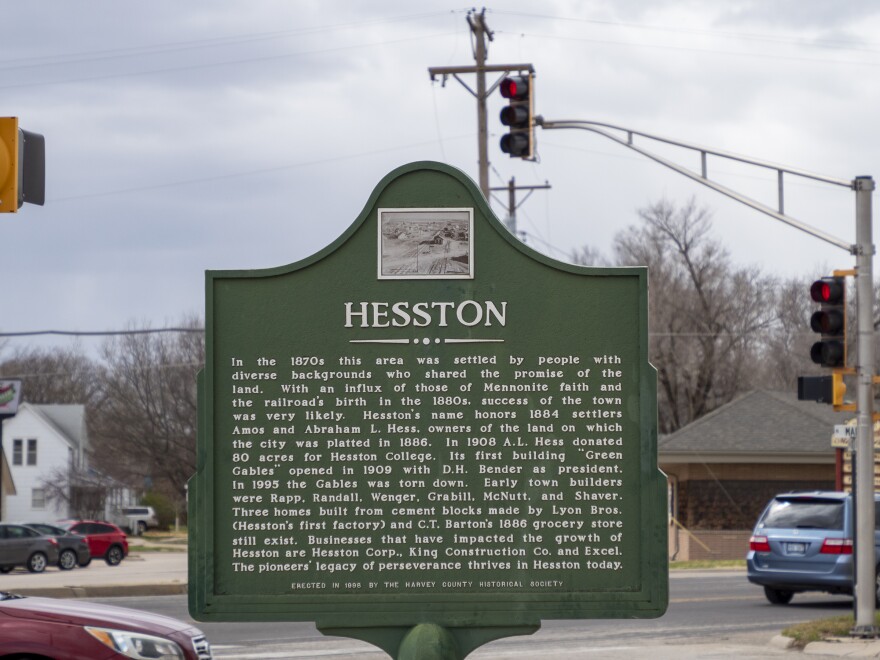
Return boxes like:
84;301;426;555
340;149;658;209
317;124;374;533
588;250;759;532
344;301;507;328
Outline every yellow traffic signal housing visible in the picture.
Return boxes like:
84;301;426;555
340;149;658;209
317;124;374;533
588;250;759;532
0;117;20;213
0;116;45;213
832;370;847;409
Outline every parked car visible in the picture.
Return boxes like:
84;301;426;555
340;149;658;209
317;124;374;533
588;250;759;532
112;505;160;535
0;591;212;659
747;491;879;605
58;520;129;566
22;522;91;570
0;523;59;573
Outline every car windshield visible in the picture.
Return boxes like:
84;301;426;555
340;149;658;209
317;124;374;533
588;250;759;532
760;498;845;530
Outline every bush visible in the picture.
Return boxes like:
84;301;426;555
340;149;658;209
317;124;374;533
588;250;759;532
141;491;176;530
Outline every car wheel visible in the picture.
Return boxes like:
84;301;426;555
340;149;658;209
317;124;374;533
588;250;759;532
0;565;12;574
26;552;48;573
137;520;147;536
105;544;124;566
58;548;78;570
764;586;794;605
78;556;92;568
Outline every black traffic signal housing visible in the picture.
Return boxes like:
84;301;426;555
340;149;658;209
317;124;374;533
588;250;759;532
499;72;535;160
809;276;846;368
797;372;846;407
0;117;45;213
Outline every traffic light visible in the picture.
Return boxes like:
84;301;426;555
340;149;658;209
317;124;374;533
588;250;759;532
0;117;45;213
499;72;534;160
809;276;846;368
797;372;846;406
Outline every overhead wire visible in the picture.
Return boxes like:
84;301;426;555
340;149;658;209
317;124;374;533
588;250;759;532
0;10;461;71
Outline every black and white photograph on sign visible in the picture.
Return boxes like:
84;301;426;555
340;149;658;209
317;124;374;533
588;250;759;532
378;208;473;279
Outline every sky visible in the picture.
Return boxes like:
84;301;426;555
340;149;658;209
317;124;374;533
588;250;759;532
2;0;879;354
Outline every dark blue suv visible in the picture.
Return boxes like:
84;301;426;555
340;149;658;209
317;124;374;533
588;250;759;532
747;491;880;605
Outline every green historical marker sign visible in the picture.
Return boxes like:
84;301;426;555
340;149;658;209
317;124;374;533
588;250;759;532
189;161;667;658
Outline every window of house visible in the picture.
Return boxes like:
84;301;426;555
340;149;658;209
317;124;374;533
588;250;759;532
32;488;46;509
26;438;37;466
12;439;22;465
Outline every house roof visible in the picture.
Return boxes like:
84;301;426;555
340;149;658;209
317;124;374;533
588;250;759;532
6;403;88;453
33;404;87;451
658;389;851;458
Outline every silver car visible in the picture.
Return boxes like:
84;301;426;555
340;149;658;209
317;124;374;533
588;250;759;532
0;523;60;573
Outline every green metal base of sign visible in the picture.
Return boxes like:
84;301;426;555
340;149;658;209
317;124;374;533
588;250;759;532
318;621;540;659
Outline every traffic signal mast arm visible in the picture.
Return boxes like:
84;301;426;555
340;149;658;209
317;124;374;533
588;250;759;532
536;117;854;252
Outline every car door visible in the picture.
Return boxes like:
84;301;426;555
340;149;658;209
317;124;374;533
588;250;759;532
0;525;33;565
86;522;116;557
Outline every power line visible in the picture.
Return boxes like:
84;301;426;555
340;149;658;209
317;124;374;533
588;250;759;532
491;10;880;54
0;328;204;338
48;134;474;203
494;29;880;68
0;32;458;90
0;10;459;72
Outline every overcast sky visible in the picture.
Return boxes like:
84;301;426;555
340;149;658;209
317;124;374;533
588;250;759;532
2;1;879;352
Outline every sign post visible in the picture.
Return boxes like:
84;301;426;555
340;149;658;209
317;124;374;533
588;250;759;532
189;162;667;657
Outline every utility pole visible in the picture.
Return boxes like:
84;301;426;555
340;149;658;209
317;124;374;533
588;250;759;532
490;177;551;237
472;9;490;197
428;10;532;199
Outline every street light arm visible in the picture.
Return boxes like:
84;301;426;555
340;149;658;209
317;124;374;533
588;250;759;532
537;117;854;253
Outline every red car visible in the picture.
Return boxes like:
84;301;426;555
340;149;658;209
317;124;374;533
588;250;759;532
0;591;212;659
58;520;129;566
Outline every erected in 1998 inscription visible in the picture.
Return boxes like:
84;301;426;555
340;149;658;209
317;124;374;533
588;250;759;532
189;161;667;658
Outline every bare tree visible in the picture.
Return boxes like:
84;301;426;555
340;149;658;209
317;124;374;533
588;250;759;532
756;276;821;390
89;316;204;510
0;344;100;408
613;198;777;433
570;245;608;267
40;464;111;520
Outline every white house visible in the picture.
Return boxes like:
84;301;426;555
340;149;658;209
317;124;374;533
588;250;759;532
1;403;141;523
0;403;91;522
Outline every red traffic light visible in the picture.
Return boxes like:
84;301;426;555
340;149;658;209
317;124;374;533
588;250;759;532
808;275;846;369
810;278;844;304
498;71;535;160
500;75;529;100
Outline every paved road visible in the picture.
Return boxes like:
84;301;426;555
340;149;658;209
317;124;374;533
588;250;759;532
7;554;880;657
1;550;188;597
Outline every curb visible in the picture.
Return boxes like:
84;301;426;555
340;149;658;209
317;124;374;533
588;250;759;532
769;634;796;649
10;583;188;599
803;638;880;658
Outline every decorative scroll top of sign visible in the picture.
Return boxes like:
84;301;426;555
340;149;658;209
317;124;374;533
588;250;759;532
189;161;667;656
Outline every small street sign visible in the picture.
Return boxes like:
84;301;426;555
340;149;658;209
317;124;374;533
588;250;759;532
832;424;857;448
